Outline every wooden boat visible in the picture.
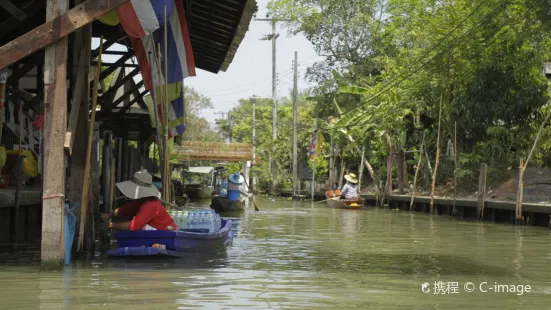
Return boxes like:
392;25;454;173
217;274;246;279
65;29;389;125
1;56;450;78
210;195;245;213
184;183;212;199
325;190;363;209
106;219;233;257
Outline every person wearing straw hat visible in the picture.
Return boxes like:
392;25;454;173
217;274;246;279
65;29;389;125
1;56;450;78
227;172;252;201
340;173;359;200
101;170;177;231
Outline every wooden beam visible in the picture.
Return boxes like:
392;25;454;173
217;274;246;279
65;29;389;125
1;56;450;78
105;79;143;110
0;1;43;40
120;89;148;114
41;0;68;269
98;67;139;101
64;38;91;154
0;0;131;70
97;51;132;82
0;0;28;21
90;29;126;58
92;62;137;68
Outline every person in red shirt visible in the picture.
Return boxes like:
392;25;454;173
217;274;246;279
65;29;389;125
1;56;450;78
101;170;177;231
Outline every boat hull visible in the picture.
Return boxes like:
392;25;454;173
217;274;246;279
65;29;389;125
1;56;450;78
326;198;363;209
185;183;212;199
107;219;233;257
210;196;245;213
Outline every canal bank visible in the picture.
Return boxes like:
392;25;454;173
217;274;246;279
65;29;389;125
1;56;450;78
362;194;551;229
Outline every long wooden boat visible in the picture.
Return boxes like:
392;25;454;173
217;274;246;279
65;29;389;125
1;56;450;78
325;190;363;209
210;196;245;213
106;219;233;257
184;183;213;199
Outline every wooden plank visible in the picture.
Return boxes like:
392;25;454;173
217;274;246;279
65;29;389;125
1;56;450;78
0;0;131;70
64;39;90;154
41;0;68;269
0;0;27;21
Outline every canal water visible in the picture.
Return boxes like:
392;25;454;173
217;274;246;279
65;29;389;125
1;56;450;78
1;198;551;309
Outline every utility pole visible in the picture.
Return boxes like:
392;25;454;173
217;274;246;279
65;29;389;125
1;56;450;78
292;51;298;198
251;96;257;194
255;18;283;194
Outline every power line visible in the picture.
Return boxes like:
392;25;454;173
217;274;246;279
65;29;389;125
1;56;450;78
336;0;510;122
332;0;539;131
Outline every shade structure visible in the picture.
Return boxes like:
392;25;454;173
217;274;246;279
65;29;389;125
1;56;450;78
173;142;256;162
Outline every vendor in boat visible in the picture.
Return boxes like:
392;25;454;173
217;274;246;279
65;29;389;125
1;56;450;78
340;173;359;200
227;172;252;201
101;170;177;231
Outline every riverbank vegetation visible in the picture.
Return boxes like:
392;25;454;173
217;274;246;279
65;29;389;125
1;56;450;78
209;0;551;200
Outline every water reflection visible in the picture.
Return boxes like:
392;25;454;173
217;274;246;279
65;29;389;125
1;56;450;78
0;198;550;309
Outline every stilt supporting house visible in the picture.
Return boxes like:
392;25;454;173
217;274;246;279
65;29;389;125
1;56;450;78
0;0;257;269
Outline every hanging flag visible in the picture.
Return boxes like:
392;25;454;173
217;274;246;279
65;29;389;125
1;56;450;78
144;93;185;139
129;0;195;90
116;0;175;38
307;131;324;158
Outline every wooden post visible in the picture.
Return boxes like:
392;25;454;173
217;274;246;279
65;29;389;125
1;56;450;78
410;132;425;210
476;163;487;220
429;96;442;214
329;135;334;189
77;36;103;251
41;0;69;268
338;152;345;189
398;149;405;194
516;159;524;221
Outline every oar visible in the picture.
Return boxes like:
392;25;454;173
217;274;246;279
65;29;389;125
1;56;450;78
242;177;259;211
316;197;339;204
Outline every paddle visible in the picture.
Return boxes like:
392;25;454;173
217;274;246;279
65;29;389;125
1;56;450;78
241;177;259;211
316;197;339;204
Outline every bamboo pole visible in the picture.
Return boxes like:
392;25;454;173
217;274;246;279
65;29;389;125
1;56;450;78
78;36;103;251
410;131;425;210
358;146;365;192
155;43;167;200
453;121;458;214
163;6;170;202
476;163;487;220
515;106;551;221
429;96;442;214
0;69;7;144
109;140;116;211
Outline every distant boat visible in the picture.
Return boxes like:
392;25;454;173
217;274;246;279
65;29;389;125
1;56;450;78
210;195;245;214
184;166;215;199
325;190;363;209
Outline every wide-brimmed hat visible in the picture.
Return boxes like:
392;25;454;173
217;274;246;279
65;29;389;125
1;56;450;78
116;170;160;199
344;173;358;184
228;172;244;184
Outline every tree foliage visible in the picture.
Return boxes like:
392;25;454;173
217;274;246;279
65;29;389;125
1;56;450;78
266;0;551;193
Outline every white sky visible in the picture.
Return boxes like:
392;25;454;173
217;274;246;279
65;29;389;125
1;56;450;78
94;0;322;126
188;0;323;125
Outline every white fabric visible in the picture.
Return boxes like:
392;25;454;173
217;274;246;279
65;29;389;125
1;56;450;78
142;224;157;230
131;0;160;33
341;183;358;199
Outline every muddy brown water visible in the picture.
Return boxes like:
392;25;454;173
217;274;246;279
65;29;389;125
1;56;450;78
0;198;550;309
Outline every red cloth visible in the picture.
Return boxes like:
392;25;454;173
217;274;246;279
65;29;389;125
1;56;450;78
116;198;177;231
32;114;44;130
